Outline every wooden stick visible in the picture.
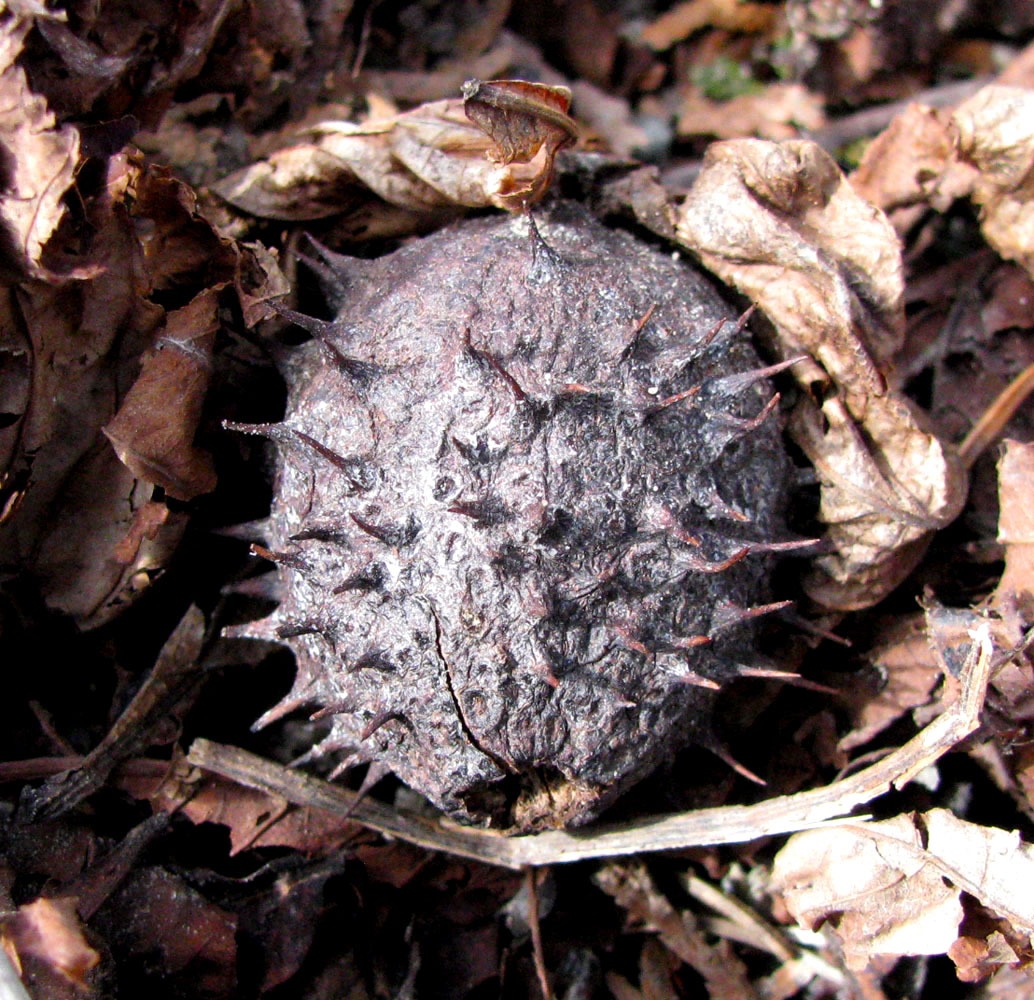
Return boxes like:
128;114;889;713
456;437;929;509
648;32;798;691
187;622;992;868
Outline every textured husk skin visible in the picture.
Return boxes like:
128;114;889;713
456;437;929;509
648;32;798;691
265;202;791;829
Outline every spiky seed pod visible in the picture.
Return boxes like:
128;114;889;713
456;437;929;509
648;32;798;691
246;203;793;829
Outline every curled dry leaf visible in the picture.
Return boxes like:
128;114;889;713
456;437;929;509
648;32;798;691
772;810;1034;975
789;386;968;608
676;140;902;396
102;287;220;501
98;867;236;994
0;16;79;276
166;775;364;856
213;93;572;222
461;78;577;207
676;139;967;609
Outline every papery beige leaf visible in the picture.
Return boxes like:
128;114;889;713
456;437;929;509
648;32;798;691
320;116;455;210
210;144;369;221
676;139;967;609
677;139;903;391
772;810;1034;971
790;384;967;608
0;17;80;275
954;86;1034;281
773;815;962;969
903;810;1034;937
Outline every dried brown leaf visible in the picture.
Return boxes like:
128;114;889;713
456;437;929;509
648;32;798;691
994;439;1034;607
461;79;576;200
100;867;235;994
676;138;967;609
214;92;572;222
839;615;941;752
949;932;1022;983
103;287;221;501
0;17;79;276
981;264;1034;336
32;448;187;623
773;810;1034;971
676;83;825;141
595;863;755;1000
850;103;966;214
155;770;365;856
954;86;1034;279
111;499;170;564
854;86;1034;272
0;149;280;623
0;289;31;479
640;0;777;50
1;897;99;986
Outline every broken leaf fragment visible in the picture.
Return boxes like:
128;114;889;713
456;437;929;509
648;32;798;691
1;897;100;987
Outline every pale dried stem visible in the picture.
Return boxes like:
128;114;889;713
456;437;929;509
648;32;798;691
186;622;992;869
959;359;1034;468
